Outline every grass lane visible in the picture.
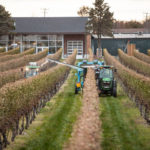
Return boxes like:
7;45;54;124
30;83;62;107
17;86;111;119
100;85;150;150
7;70;82;150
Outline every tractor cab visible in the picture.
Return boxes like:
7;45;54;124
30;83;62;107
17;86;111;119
99;67;113;79
25;62;40;78
97;66;117;97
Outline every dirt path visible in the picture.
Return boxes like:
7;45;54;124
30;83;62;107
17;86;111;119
64;68;101;150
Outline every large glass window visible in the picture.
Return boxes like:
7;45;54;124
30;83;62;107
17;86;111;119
0;41;8;47
30;41;36;47
23;41;30;47
49;41;55;46
49;47;55;54
0;35;8;40
48;35;63;53
56;41;62;46
49;35;56;40
56;35;63;40
23;35;37;41
37;35;48;40
37;41;48;47
1;34;63;53
15;35;22;41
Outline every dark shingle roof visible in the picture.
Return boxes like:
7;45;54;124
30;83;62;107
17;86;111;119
13;17;88;34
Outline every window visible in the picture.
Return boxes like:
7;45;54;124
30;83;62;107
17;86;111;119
49;47;55;54
99;69;113;78
56;35;63;40
23;35;37;41
5;34;63;53
0;35;8;40
0;41;7;47
15;35;22;41
49;41;55;46
37;35;48;40
49;35;56;40
48;35;63;53
56;41;62;46
23;41;30;46
37;41;48;47
30;41;36;47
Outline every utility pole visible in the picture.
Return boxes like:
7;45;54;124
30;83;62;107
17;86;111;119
42;8;48;17
144;12;150;32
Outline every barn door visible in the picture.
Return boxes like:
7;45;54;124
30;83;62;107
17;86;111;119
67;40;83;59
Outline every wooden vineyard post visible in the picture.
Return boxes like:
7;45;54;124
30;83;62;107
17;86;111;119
127;44;136;56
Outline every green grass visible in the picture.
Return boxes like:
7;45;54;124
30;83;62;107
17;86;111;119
9;70;82;150
100;85;150;150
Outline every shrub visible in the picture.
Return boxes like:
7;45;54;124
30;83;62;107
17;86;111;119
39;49;62;72
47;48;62;60
133;50;150;64
0;49;48;72
0;47;5;53
104;49;150;109
0;68;24;89
0;47;20;57
118;49;150;77
0;48;35;63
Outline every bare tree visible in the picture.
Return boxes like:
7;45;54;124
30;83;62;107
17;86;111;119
77;6;90;17
86;0;114;57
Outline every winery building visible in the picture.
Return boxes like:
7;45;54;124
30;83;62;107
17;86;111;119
0;17;91;59
0;17;150;57
92;28;150;55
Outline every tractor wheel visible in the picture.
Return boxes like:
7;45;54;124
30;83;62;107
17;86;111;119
112;87;117;97
75;87;78;94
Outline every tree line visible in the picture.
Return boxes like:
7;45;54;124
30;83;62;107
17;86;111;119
78;6;149;29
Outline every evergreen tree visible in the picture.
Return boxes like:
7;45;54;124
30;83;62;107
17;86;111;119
86;0;114;56
0;5;15;35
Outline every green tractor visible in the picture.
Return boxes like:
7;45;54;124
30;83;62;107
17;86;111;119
25;62;40;78
96;66;117;97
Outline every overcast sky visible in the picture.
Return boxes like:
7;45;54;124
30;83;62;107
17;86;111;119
0;0;150;21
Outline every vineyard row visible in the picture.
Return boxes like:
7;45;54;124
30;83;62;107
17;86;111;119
104;49;150;123
0;49;48;72
148;50;150;56
0;47;20;57
118;49;150;77
0;49;62;89
0;48;5;53
0;50;76;149
0;48;35;63
133;50;150;64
